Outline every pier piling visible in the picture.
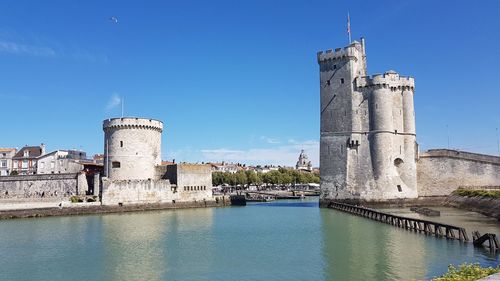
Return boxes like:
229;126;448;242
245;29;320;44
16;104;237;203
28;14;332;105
327;202;469;242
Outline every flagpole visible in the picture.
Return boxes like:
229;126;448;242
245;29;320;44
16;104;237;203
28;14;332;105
496;127;500;156
347;13;352;44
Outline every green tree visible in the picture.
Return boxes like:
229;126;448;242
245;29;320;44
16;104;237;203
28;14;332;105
235;170;247;187
245;170;258;186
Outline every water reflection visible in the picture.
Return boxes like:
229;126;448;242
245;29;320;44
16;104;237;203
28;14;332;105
321;208;499;281
101;208;214;281
321;209;427;281
0;200;497;281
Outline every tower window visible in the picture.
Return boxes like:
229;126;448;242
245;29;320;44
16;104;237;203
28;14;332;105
397;185;402;192
327;80;330;86
112;161;121;168
120;141;123;147
340;78;345;84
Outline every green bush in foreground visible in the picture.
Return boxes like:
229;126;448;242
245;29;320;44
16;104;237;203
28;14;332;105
452;188;500;199
432;263;500;281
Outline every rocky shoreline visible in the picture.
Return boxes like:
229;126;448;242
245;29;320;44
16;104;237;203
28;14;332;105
444;194;500;221
320;195;500;221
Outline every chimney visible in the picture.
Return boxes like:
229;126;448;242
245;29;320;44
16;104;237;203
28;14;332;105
40;143;46;155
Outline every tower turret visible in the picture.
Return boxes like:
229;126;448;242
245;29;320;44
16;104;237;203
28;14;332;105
318;39;418;205
103;117;163;181
318;39;366;199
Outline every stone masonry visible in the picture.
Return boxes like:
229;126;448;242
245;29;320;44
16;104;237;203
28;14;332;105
101;117;213;206
0;173;88;199
318;38;418;204
417;149;500;197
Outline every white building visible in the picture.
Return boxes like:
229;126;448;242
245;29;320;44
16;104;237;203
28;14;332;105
296;150;312;172
210;162;241;174
36;150;87;174
0;148;16;176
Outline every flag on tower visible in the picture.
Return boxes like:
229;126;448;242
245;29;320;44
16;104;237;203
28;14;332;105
347;13;352;44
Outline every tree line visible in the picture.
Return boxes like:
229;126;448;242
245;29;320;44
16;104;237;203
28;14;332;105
212;168;320;187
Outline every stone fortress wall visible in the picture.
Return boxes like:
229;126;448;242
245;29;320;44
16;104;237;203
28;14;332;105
0;117;212;206
318;38;418;204
0;173;88;199
101;117;213;206
102;164;213;205
417;149;500;197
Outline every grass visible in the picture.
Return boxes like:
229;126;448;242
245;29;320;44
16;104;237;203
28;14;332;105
452;188;500;199
432;263;500;281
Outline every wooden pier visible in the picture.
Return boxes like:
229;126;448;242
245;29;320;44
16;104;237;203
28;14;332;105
327;201;469;242
473;231;499;252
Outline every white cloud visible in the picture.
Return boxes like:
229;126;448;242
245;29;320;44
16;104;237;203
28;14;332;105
0;41;55;57
200;140;319;167
106;93;122;110
0;39;107;63
259;136;281;144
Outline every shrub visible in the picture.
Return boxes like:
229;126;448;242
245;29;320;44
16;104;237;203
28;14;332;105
70;196;79;203
452;188;500;199
432;263;500;281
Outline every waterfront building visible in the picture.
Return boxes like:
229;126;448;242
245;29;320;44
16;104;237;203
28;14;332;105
93;154;104;165
209;162;242;173
296;150;313;172
0;148;16;176
36;150;87;174
12;144;45;175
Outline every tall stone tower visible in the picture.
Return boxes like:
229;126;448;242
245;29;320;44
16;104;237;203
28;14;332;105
103;117;163;180
318;39;418;205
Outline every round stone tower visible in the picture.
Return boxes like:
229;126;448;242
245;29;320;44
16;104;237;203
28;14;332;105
103;117;163;180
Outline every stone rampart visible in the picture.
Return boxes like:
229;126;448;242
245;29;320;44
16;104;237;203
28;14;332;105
417;149;500;196
421;149;500;165
0;173;87;199
355;73;414;89
101;179;174;205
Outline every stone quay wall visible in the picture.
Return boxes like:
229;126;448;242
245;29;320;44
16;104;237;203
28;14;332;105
101;175;214;206
417;149;500;197
0;173;88;199
101;178;174;205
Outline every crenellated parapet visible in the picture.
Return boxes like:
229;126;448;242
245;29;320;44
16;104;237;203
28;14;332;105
103;117;163;133
355;71;415;91
317;41;364;63
319;38;419;204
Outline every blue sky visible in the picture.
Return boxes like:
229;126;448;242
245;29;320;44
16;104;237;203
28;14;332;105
1;0;499;166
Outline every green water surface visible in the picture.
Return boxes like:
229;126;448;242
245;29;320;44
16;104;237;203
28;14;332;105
0;198;498;281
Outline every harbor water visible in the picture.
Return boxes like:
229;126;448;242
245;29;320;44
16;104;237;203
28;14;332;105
0;198;498;281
